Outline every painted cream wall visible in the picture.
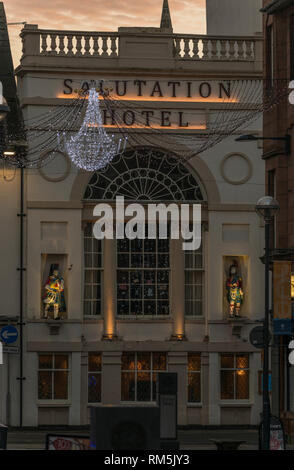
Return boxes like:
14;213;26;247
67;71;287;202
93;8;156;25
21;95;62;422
0;169;20;316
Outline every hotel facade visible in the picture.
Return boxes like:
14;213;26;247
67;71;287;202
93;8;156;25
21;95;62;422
0;0;267;427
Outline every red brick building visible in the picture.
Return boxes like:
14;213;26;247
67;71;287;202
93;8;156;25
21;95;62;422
262;0;294;247
261;0;294;428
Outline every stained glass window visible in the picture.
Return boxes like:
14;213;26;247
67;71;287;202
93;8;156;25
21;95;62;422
117;229;170;316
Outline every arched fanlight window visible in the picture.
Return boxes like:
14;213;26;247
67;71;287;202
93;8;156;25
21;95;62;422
84;147;205;202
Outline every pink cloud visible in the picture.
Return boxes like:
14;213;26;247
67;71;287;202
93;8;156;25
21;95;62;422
4;0;206;66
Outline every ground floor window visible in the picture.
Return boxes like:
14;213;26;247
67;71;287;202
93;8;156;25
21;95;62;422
220;353;249;400
187;353;201;403
38;354;69;400
121;352;167;401
88;353;102;403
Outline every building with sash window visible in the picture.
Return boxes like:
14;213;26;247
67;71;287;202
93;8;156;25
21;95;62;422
0;0;267;426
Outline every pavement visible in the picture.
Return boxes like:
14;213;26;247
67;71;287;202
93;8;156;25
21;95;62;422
4;427;294;450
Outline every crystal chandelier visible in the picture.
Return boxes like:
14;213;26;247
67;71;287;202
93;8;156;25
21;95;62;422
59;88;126;171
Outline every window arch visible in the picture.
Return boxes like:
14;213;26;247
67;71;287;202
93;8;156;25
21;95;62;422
83;147;205;202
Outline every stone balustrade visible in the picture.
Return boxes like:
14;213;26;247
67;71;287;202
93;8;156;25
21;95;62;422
20;25;258;62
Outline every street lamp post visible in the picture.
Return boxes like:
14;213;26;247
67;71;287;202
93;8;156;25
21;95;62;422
255;196;279;450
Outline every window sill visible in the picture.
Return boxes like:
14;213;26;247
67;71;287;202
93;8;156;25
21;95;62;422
187;403;203;408
116;317;173;322
37;402;71;407
219;402;252;407
119;402;157;407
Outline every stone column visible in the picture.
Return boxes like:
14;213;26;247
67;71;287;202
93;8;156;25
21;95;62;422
201;352;209;425
80;352;89;425
102;352;122;405
103;238;117;339
168;352;188;425
69;352;81;425
170;239;185;340
209;352;220;424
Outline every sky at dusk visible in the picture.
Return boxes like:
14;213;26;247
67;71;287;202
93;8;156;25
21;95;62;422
4;0;206;67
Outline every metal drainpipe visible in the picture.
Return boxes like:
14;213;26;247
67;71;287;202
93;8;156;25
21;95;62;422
17;161;25;427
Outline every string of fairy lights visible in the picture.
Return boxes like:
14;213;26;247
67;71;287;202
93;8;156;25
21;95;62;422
1;78;290;170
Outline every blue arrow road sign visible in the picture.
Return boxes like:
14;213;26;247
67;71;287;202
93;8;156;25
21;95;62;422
0;325;18;344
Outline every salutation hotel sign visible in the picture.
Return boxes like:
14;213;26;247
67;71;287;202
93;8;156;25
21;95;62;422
59;79;234;129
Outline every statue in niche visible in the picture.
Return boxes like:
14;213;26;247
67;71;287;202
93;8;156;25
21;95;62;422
43;264;66;320
226;260;244;318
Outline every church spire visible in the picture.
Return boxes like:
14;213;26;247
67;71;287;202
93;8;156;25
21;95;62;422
160;0;173;32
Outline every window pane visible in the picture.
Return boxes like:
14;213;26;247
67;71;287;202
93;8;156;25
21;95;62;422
157;285;169;299
53;371;68;399
137;353;151;370
93;301;101;316
122;353;135;370
153;353;167;371
144;301;156;315
188;373;201;403
121;372;135;401
221;354;234;369
221;370;234;399
188;354;201;371
236;354;249;369
84;238;92;252
89;353;101;372
38;371;52;399
144;285;155;299
236;370;249;399
39;355;53;369
84;301;91;316
137;372;151;401
118;254;129;268
158;301;169;315
117;301;129;315
84;223;92;237
88;373;101;403
130;301;143;315
55;355;69;370
117;239;129;252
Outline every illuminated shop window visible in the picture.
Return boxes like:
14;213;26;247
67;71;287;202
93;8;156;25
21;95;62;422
88;353;102;403
83;223;103;316
38;354;69;400
121;352;167;402
220;353;249;400
117;231;170;316
185;240;204;316
187;353;201;403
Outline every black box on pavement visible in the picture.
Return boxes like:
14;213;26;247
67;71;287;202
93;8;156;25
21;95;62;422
90;405;160;450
